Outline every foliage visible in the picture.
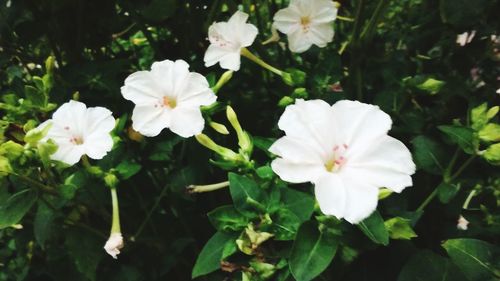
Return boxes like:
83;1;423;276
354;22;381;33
1;0;499;281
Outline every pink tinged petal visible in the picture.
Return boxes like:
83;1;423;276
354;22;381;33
311;0;338;23
344;136;416;193
84;134;114;160
178;73;217;107
121;71;164;106
314;173;347;219
308;23;334;48
287;29;314;53
84;107;115;136
277;99;336;159
331;100;392;155
269;136;324;164
131;105;171;137
271;158;327;184
51;144;85;166
150;59;191;97
169;106;205;138
273;7;301;34
340;177;379;224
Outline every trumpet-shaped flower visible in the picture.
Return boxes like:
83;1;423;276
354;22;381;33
273;0;338;53
104;232;124;259
37;100;115;166
121;59;216;138
269;99;415;223
204;11;258;71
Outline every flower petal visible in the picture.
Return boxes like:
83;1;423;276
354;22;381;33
340;177;379;224
150;59;190;97
178;72;217;107
314;173;347;219
131;105;171;137
287;29;314;53
204;45;241;71
169;106;205;138
271;158;327;183
343;136;415;193
308;23;334;48
121;71;163;106
273;6;301;34
52;100;87;133
84;107;115;136
84;134;114;160
51;143;85;165
331;100;392;154
311;0;338;23
269;136;324;164
277;99;337;159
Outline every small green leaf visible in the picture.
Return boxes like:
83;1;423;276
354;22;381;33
471;103;489;130
0;141;24;159
442;238;500;281
483;143;500;166
228;173;266;216
478;123;500;142
25;85;46;107
398;250;467;281
192;231;238;278
255;165;274;180
416;78;445;94
289;221;338;281
34;201;56;248
207;205;249;232
24;123;52;147
384;217;417;240
65;228;103;281
411;136;448;174
0;189;38;229
438;125;477;154
437;182;460;203
271;208;301;241
280;188;315;222
115;161;142;180
358;211;389;245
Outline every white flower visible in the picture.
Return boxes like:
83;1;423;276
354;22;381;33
204;11;259;71
121;59;216;138
37;100;115;166
457;215;469;230
104;232;124;259
269;99;416;224
456;31;476;46
273;0;338;53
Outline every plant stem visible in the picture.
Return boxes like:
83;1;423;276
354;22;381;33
211;70;233;94
462;189;476;209
6;171;58;196
416;188;438;212
110;186;121;234
337;15;355;22
360;0;390;43
187;181;230;193
241;48;284;76
449;155;477;181
132;182;169;239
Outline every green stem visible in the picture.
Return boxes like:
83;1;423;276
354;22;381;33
110;186;121;234
187;181;229;193
133;183;169;239
360;0;390;43
449;155;476;181
462;189;476;209
350;0;364;45
5;171;58;195
241;48;284;76
337;15;355;22
416;188;438;212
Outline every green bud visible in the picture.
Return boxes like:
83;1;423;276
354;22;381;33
487;106;499;119
211;70;233;93
209;121;230;135
104;173;119;188
483;143;500;165
384;217;417;240
226;106;253;155
23;120;38;132
195;134;241;162
72;91;80;101
284;68;306;86
415;78;445;95
278;96;294;107
478;123;500;142
0;141;24;159
45;56;56;75
378;188;393;200
291;87;308;99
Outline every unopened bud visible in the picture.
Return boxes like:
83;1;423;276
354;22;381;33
195;134;241;162
209;121;230;135
104;232;124;259
226;106;252;155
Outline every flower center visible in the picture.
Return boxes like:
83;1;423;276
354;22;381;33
155;96;177;109
300;16;311;32
70;136;84;145
210;34;238;50
324;144;349;172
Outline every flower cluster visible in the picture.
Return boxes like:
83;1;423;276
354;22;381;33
35;6;415;259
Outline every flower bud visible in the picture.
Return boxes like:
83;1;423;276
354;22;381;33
195;134;241;162
457;215;469;230
209;121;230;135
226;106;253;155
104;173;119;188
104;232;124;259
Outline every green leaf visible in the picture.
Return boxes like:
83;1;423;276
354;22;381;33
0;189;37;229
483;143;500;166
471;103;489;130
440;0;489;26
253;136;276;155
384;217;417;240
415;78;445;95
0;141;24;159
358;211;389;245
280;188;315;222
25;85;46;107
115;160;142;180
228;173;266;216
208;205;249;232
255;165;274;180
442;238;500;281
437;182;460;203
24;122;52;147
192;231;238;278
411;136;448;174
289;221;338;281
34;201;56;248
271;208;302;241
398;250;467;281
438;125;477;154
37;139;58;167
65;228;103;281
61;171;87;201
478;123;500;142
